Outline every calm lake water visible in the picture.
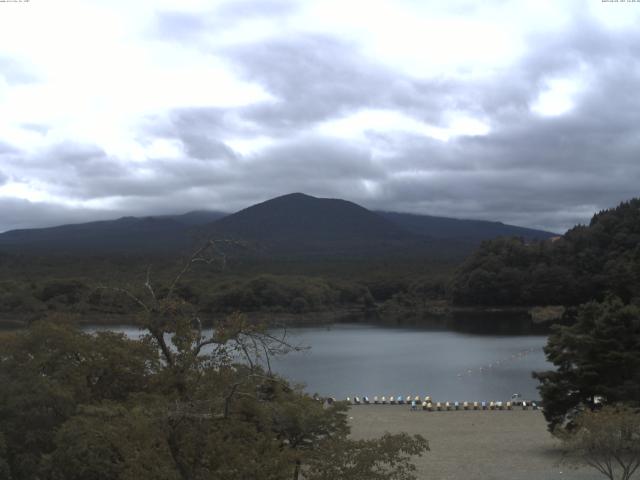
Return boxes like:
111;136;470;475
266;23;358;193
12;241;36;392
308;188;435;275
93;322;551;402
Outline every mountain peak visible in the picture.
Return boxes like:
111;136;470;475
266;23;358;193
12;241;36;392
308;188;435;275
275;192;314;200
201;192;411;255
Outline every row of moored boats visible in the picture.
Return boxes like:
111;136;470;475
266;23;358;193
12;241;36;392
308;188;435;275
344;395;540;410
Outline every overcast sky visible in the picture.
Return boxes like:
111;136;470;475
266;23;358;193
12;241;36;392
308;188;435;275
1;0;639;233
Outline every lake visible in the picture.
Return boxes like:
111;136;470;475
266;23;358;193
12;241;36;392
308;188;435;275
93;322;551;402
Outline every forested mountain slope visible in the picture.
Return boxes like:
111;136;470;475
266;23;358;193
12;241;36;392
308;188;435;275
378;211;554;242
451;199;640;306
0;211;226;254
0;193;553;258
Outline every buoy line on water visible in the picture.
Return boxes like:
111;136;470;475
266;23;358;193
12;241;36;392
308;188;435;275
455;346;543;379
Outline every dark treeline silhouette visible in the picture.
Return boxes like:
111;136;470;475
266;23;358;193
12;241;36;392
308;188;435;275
451;198;640;307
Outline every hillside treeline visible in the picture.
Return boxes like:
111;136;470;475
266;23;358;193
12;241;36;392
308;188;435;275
0;271;449;322
451;199;640;306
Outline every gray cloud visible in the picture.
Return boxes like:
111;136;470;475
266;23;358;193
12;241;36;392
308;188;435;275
153;0;297;42
215;0;297;20
222;34;449;135
153;11;209;41
3;9;640;234
0;198;122;232
148;107;241;160
0;141;19;155
0;56;39;85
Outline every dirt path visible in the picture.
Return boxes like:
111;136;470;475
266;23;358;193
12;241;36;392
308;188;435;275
348;406;602;480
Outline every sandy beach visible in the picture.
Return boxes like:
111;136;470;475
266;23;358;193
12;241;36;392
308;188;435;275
348;406;602;480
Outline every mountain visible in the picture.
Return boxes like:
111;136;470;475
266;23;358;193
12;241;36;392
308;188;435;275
0;193;554;257
0;211;226;254
377;211;555;242
200;193;423;256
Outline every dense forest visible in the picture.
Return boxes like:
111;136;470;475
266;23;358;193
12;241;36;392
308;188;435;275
0;250;452;326
4;198;640;326
451;199;640;307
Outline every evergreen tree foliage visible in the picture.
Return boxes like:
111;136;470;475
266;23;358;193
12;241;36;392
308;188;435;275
533;298;640;431
451;198;640;306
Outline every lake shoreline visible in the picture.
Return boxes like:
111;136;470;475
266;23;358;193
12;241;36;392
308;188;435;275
0;304;560;334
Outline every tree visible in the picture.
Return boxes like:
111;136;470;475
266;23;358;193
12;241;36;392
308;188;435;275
305;433;429;480
0;241;429;479
0;320;157;479
451;198;640;307
533;298;640;431
0;432;10;480
559;405;640;480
